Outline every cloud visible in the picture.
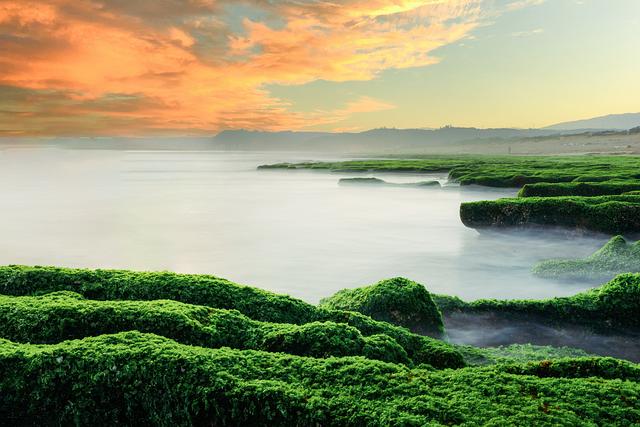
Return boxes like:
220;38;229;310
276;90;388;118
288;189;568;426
511;28;544;37
0;0;536;135
505;0;546;11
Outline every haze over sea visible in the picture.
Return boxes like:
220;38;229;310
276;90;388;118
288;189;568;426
0;146;608;303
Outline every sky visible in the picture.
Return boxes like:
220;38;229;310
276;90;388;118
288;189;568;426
0;0;638;136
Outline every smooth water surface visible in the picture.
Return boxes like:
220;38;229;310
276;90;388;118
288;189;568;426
0;147;609;303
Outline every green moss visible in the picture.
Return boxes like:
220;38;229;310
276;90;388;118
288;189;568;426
264;156;640;233
497;357;640;382
533;236;640;281
460;195;640;234
319;277;445;338
0;292;410;364
338;177;441;187
0;265;464;368
259;155;640;188
458;344;592;366
0;265;316;324
0;264;638;423
315;309;462;368
436;273;640;333
519;181;640;197
1;331;638;425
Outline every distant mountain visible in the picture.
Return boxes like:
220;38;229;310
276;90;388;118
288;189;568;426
213;127;560;152
545;113;640;131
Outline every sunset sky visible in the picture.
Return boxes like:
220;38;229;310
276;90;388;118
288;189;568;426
1;0;638;136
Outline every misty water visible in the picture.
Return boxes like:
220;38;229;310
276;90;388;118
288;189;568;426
0;147;611;305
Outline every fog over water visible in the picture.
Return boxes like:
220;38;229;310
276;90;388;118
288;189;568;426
0;147;611;303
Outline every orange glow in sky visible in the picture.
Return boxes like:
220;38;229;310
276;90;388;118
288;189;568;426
0;0;638;135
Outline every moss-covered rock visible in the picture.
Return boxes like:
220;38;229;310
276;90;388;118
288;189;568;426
533;235;640;281
319;277;445;338
457;344;592;366
436;273;640;333
338;177;441;188
260;155;640;188
1;331;639;425
338;177;386;185
415;180;441;187
460;195;640;234
0;265;464;368
0;292;412;364
0;265;317;325
518;181;640;197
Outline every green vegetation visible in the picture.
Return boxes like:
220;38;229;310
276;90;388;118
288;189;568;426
1;331;639;425
533;236;640;281
262;155;640;233
460;344;591;364
1;265;639;424
0;291;409;364
319;277;445;338
0;265;316;324
262;156;640;234
0;265;463;368
259;155;640;188
519;181;640;197
338;177;440;187
460;195;640;234
434;273;640;332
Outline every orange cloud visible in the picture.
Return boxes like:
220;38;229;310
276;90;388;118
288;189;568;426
0;0;518;135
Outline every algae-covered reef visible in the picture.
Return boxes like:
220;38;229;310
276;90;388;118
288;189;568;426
338;177;440;187
262;155;640;234
0;265;315;324
533;235;640;281
259;155;640;188
1;265;639;425
0;292;410;364
0;265;463;368
2;331;639;425
433;273;640;333
519;181;640;197
459;195;640;234
319;277;445;338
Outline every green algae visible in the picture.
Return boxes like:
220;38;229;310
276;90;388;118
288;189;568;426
533;235;640;281
319;277;445;338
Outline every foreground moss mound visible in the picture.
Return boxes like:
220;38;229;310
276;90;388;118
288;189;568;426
1;331;638;425
533;236;640;281
0;265;316;324
320;277;445;338
1;265;639;424
0;292;410;364
0;265;464;368
460;195;640;234
434;273;640;332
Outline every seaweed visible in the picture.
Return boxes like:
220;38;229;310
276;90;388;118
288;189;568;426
319;277;445;338
0;331;638;425
460;195;640;234
436;273;640;333
533;236;640;281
